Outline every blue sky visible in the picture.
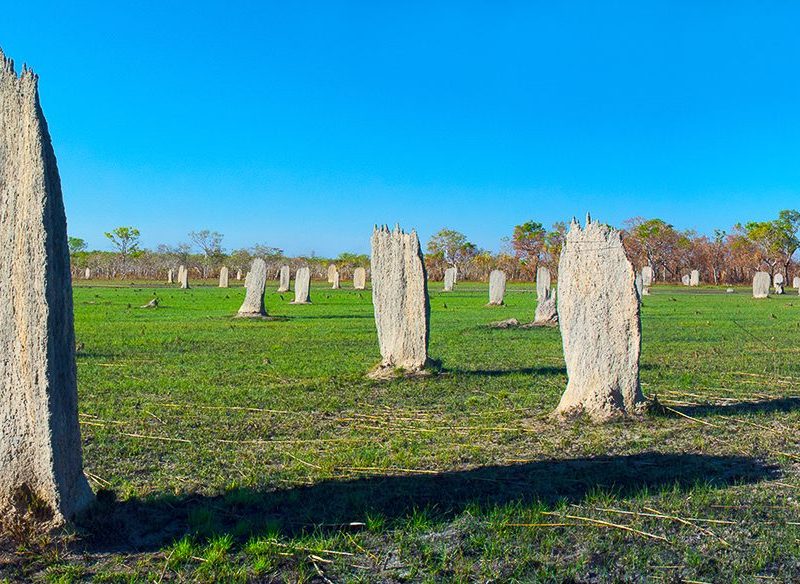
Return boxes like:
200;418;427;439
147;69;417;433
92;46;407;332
3;2;800;256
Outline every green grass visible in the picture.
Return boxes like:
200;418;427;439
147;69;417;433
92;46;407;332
5;280;800;582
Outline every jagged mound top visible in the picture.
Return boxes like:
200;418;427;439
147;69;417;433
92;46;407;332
564;213;623;251
0;47;38;84
373;224;418;237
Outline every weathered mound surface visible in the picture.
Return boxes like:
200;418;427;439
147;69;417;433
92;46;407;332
369;225;430;376
443;267;456;292
534;266;558;325
353;267;366;290
277;265;290;292
0;50;93;524
753;272;770;299
237;259;268;317
555;215;645;421
292;267;311;304
641;266;653;295
488;270;506;306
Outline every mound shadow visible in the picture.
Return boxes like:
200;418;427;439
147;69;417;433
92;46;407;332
672;397;800;418
79;452;776;553
284;314;374;320
443;366;566;377
444;363;657;378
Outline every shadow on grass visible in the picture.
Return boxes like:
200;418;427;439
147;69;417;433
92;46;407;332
284;314;374;320
673;397;800;417
445;363;656;378
444;366;566;377
79;452;776;552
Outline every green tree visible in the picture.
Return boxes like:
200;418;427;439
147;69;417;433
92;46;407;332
105;226;140;257
743;209;800;276
104;226;141;274
627;218;683;279
426;228;477;268
510;221;546;265
250;244;284;258
336;252;369;267
68;236;87;255
189;230;224;259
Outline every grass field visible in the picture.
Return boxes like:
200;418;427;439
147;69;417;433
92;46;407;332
4;280;800;582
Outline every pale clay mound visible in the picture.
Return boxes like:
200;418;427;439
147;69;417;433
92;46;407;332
641;265;653;295
555;214;645;421
488;269;506;305
443;267;456;292
369;225;430;376
774;272;784;295
353;267;367;290
277;265;290;292
237;259;268;317
178;264;189;289
534;266;558;325
753;272;770;299
0;50;93;525
292;267;311;304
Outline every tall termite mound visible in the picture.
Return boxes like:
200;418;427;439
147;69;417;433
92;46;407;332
237;259;268;317
555;215;645;421
369;225;430;376
0;50;93;524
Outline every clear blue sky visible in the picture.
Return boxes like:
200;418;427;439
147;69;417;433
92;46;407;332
3;2;800;256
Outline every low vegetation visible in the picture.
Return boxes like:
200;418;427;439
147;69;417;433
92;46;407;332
2;281;800;582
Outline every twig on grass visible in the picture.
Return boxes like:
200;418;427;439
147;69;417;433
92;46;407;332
541;511;669;543
284;451;322;469
310;555;334;584
641;505;730;546
85;471;112;488
268;541;354;556
337;466;441;475
662;406;721;428
121;431;191;444
156;549;174;584
216;437;358;445
145;410;165;424
345;533;381;565
156;402;291;414
772;481;800;490
506;522;574;527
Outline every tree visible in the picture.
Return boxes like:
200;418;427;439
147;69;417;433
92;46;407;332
426;229;478;270
625;218;684;280
68;237;87;255
189;230;224;259
544;222;567;274
743;210;800;276
336;252;369;266
507;221;566;278
250;244;284;258
104;226;141;273
510;221;546;267
708;229;729;284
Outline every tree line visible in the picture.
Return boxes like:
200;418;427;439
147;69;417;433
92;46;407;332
69;210;800;284
425;210;800;284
